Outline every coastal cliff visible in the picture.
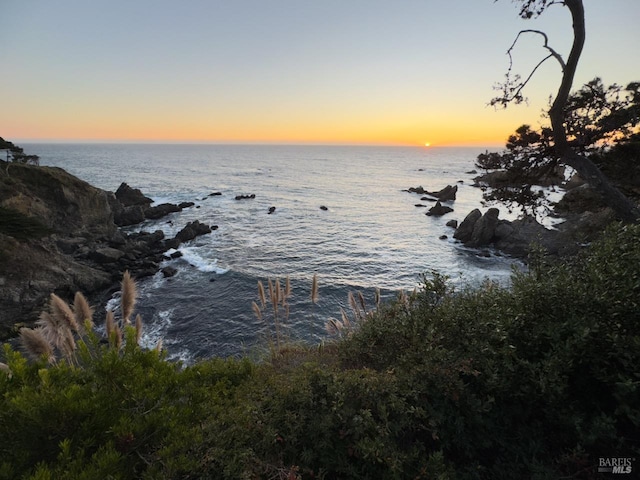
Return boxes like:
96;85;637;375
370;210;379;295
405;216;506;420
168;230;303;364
0;161;212;339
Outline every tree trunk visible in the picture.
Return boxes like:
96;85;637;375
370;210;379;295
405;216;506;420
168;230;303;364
548;0;640;222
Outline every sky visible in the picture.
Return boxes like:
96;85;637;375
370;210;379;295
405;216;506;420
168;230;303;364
1;0;639;147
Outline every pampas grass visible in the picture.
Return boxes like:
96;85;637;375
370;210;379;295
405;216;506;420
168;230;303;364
20;327;55;363
16;272;147;366
36;294;79;360
114;324;123;350
253;276;297;352
50;293;79;333
105;310;118;348
37;311;75;360
285;276;291;298
257;281;266;308
73;292;94;331
325;289;376;338
252;301;262;320
121;270;137;324
311;274;319;304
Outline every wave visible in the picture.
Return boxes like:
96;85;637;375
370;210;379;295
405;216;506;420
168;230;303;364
175;247;229;274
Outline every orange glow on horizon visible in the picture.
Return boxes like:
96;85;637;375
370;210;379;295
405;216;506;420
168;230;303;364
5;106;514;148
6;121;510;148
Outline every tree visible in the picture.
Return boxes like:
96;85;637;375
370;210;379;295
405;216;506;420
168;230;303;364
478;79;640;214
488;0;640;222
0;136;39;166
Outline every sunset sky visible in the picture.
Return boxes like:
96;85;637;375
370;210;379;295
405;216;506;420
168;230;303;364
1;0;638;147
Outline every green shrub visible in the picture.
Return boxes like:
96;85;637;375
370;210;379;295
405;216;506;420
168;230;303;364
1;223;638;479
0;206;53;240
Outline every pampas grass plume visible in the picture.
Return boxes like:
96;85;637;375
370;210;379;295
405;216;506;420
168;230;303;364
258;281;266;308
348;291;358;318
37;311;75;359
285;276;291;299
114;324;123;349
311;274;319;304
73;292;94;330
105;310;116;337
358;291;366;314
325;318;342;335
121;271;137;324
252;301;262;320
340;307;351;329
275;278;282;305
50;293;79;333
20;328;55;363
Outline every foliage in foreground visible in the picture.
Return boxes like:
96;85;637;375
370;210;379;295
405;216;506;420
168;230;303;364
1;223;639;479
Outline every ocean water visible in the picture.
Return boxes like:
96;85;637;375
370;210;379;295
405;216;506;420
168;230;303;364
28;143;521;362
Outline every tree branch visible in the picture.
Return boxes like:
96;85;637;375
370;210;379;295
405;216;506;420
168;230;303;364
491;29;565;107
509;29;566;70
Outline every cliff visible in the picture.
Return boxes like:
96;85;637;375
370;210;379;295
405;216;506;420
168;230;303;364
0;163;118;338
0;161;213;339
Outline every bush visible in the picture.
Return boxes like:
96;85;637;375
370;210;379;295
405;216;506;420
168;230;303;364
1;223;638;479
339;222;640;478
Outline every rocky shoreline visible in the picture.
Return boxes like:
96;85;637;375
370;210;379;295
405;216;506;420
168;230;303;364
1;158;624;340
406;166;619;259
0;163;215;339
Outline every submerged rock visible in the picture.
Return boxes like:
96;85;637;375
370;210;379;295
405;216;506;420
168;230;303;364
161;266;178;278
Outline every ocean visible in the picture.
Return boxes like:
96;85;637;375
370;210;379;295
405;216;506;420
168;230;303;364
27;143;520;362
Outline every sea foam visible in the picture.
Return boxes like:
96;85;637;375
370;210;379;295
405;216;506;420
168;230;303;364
178;247;229;274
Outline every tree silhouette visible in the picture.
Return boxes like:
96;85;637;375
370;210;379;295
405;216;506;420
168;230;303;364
490;0;639;221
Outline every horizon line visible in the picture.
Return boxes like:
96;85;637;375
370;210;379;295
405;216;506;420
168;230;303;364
15;138;504;149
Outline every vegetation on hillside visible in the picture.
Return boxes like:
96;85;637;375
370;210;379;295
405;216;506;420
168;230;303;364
0;206;54;241
1;223;638;479
0;137;39;166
